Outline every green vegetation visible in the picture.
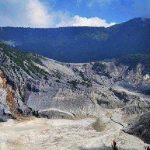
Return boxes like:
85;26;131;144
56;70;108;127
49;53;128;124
92;62;111;78
78;31;109;41
67;80;78;89
0;19;150;63
55;79;61;83
0;42;49;78
118;54;150;66
92;62;106;72
67;79;92;89
54;71;62;79
78;70;91;84
73;68;92;87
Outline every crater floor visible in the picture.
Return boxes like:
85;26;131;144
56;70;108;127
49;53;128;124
0;116;147;150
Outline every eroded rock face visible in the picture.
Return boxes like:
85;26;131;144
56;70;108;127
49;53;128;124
0;43;150;122
124;112;150;144
0;71;15;121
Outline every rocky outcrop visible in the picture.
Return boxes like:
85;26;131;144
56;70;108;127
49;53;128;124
0;43;150;122
38;108;75;119
123;112;150;144
0;71;15;121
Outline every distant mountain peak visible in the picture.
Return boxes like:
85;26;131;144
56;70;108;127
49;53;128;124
126;17;150;25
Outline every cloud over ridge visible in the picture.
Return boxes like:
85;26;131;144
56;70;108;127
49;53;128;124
57;15;115;27
0;0;115;28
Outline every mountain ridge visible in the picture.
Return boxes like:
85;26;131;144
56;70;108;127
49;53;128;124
0;17;150;62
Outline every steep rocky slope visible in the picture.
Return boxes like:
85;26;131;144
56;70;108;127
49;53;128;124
0;43;150;144
124;112;150;144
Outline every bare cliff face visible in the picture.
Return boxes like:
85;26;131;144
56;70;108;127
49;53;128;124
0;43;150;144
0;71;18;121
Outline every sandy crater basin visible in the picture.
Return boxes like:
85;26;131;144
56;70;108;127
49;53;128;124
0;117;146;150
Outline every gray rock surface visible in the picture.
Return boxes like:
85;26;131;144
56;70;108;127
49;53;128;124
0;43;150;142
123;112;150;144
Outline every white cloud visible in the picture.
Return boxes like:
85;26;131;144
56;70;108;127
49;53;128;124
26;0;52;27
0;0;115;28
0;0;53;27
57;15;115;27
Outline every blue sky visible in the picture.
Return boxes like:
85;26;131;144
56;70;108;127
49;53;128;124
0;0;150;27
